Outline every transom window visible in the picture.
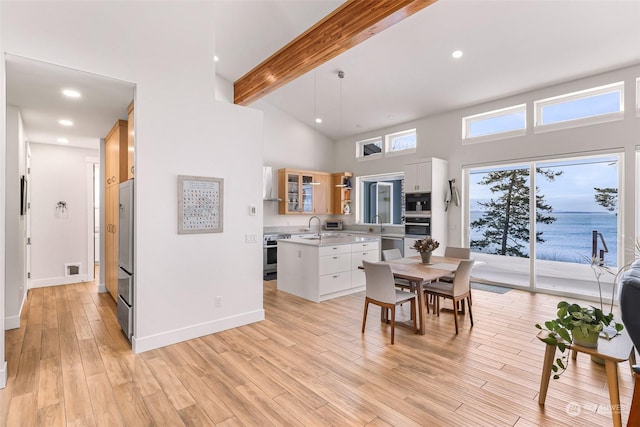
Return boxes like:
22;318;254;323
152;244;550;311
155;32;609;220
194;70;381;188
356;137;382;160
534;81;624;132
385;129;416;156
462;104;526;143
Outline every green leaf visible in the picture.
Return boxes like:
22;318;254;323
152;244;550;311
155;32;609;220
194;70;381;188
556;358;565;369
558;343;566;352
553;374;560;380
556;328;571;343
535;323;542;329
551;365;558;372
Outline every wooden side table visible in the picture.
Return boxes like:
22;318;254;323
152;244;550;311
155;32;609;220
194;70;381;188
537;330;636;427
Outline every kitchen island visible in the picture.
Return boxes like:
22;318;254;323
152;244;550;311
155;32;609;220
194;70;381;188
277;234;380;302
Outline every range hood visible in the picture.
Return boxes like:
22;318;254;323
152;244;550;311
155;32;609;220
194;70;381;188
263;166;281;202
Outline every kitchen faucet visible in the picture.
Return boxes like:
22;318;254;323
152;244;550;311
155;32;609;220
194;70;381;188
309;216;322;237
371;214;384;234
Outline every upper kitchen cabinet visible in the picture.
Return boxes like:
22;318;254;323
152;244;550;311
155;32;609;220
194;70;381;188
313;173;332;214
278;168;333;214
332;172;353;215
278;169;314;214
105;119;128;187
127;101;135;179
404;160;432;192
404;158;448;194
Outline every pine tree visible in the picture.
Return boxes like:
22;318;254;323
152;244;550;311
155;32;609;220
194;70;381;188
594;187;617;212
471;168;562;257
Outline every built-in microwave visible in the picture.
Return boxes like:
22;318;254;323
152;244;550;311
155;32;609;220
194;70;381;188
404;216;431;236
406;192;431;214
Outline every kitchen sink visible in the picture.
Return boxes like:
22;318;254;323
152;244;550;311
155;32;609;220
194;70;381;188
301;233;352;240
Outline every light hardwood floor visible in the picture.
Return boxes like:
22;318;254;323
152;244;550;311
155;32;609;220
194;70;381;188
1;277;635;426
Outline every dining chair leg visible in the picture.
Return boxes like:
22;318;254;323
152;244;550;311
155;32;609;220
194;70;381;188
467;296;474;327
362;299;369;333
390;305;396;344
425;292;430;314
436;296;440;316
453;298;459;334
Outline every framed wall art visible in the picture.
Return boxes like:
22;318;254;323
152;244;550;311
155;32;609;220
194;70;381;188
178;175;224;234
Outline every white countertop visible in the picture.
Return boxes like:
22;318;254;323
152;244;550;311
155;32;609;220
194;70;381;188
280;233;380;247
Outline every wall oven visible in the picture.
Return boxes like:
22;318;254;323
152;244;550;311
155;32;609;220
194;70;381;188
404;216;431;237
406;192;431;214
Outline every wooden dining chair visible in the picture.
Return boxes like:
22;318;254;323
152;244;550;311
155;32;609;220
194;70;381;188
629;366;640;427
422;260;474;334
382;249;412;291
362;261;417;344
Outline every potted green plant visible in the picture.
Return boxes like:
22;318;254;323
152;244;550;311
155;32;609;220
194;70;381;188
412;237;439;264
535;301;623;379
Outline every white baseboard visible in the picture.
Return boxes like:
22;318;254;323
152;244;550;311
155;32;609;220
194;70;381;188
132;309;265;354
0;361;7;389
97;283;107;293
5;315;20;330
31;274;89;288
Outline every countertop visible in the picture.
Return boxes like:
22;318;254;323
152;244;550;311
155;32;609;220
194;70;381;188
279;233;380;247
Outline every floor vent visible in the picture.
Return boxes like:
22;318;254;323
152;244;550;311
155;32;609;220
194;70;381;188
65;263;81;277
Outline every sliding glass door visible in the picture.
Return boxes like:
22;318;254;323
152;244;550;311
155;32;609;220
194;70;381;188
467;154;621;300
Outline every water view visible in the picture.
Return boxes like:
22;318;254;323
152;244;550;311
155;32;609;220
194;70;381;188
470;211;618;266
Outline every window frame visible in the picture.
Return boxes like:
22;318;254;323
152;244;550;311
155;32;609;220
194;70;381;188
462;104;527;144
534;81;624;133
384;128;417;157
636;77;640;117
355;172;404;225
355;136;383;161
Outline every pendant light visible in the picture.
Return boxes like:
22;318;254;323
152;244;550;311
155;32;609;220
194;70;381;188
310;69;321;185
335;70;348;188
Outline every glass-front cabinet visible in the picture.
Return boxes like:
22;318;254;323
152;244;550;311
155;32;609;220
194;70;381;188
278;169;315;214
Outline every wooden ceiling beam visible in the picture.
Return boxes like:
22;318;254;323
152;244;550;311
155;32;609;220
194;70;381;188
233;0;437;106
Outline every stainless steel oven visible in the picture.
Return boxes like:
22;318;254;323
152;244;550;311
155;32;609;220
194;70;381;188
406;192;431;215
404;216;431;236
263;233;290;276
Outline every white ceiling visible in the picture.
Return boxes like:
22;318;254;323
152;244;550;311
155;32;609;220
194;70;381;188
215;0;640;140
6;0;640;149
6;55;134;150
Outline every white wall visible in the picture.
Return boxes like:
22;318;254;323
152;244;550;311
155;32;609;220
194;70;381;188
0;0;7;387
5;105;26;330
335;64;640;264
1;1;265;360
29;143;97;287
254;99;337;229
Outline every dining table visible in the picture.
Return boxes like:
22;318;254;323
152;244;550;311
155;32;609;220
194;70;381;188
378;255;465;335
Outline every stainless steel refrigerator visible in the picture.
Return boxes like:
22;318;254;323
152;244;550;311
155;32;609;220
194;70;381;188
117;179;134;341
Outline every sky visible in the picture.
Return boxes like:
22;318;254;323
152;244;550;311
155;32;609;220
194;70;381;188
470;157;619;213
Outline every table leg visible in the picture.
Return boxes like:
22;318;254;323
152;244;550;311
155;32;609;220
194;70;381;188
416;280;426;335
604;359;622;427
538;343;556;405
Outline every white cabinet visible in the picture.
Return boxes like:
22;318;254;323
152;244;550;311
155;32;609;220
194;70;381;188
351;241;380;288
404;161;432;192
277;239;380;303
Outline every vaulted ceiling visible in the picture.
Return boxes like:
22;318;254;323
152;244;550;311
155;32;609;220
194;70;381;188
214;0;640;140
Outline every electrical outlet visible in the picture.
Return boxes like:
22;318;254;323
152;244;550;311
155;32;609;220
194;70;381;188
245;233;258;243
215;296;222;307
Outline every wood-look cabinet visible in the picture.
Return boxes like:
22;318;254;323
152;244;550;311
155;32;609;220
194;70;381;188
313;173;332;214
104;119;129;301
331;172;352;215
127;101;135;179
278;168;347;215
104;185;119;300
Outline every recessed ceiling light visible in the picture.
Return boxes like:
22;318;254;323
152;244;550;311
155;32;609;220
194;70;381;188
58;119;73;126
315;118;322;124
62;88;81;98
451;50;463;59
57;137;69;144
214;55;219;62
